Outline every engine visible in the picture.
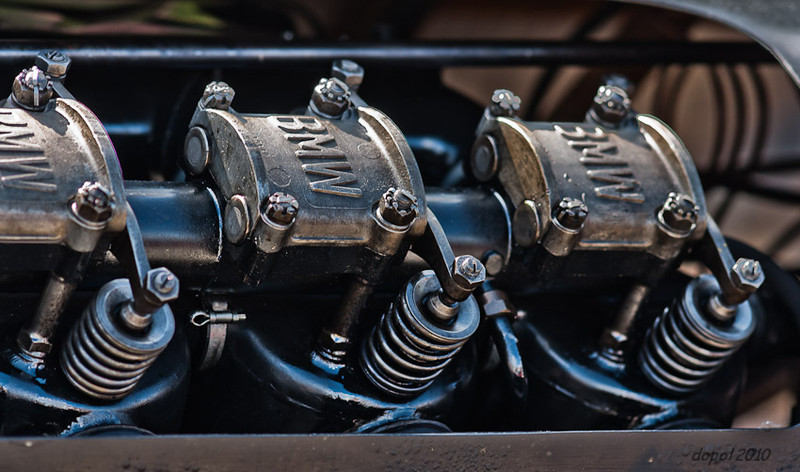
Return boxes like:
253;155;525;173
0;47;786;442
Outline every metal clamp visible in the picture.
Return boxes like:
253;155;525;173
191;302;247;371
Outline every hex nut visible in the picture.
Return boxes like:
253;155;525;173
311;78;351;117
379;188;418;226
452;255;486;291
601;73;635;96
600;328;629;352
72;181;114;225
730;258;765;293
35;50;71;78
553;197;588;231
265;192;299;225
17;332;52;355
590;85;631;125
331;60;364;92
657;192;698;236
143;268;180;305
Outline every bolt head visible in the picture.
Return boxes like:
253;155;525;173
35;50;71;77
72;181;114;224
489;89;521;117
658;192;698;235
452;255;486;291
202;81;235;110
184;126;210;175
18;332;51;355
482;250;505;277
590;85;631;125
482;298;513;318
224;195;250;244
331;60;364;92
730;258;765;293
512;200;542;247
379;188;418;226
470;134;499;182
553;197;588;230
144;268;180;304
265;192;299;225
311;78;351;117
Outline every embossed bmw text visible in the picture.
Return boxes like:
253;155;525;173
555;124;644;203
273;116;362;198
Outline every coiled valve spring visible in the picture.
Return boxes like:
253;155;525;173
61;279;175;401
639;275;755;395
361;270;480;397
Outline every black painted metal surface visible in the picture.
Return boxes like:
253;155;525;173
0;41;773;68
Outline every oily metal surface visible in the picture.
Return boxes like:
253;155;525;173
0;98;126;245
191;104;427;249
0;428;796;471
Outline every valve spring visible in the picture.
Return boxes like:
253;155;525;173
360;271;480;397
638;275;755;395
61;280;175;401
